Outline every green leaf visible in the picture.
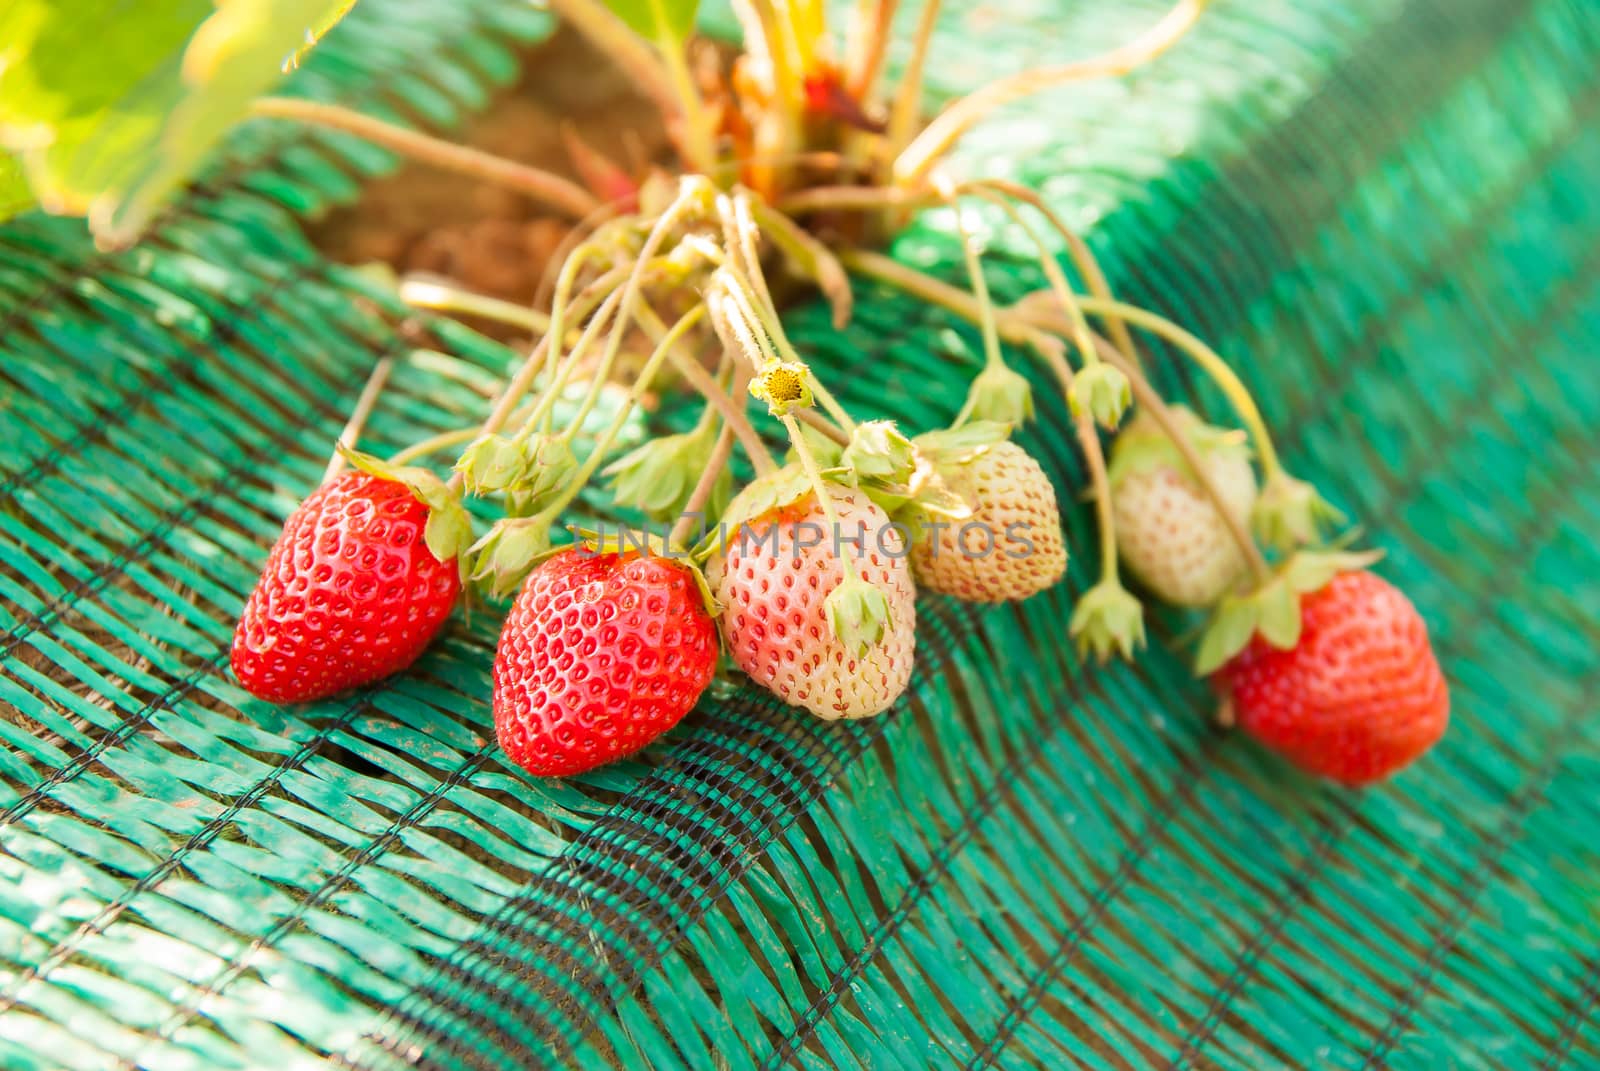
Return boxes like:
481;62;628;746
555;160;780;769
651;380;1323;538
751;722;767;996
0;0;356;245
0;153;36;223
605;0;700;45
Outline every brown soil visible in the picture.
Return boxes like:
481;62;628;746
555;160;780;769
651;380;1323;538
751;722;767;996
309;27;674;340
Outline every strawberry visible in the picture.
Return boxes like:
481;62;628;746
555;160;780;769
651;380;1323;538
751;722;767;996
493;550;718;777
707;484;916;719
907;441;1067;603
1109;406;1257;608
1220;570;1449;785
231;472;460;702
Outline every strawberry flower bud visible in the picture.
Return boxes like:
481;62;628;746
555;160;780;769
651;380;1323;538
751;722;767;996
749;360;814;416
456;434;529;494
1069;363;1132;429
824;575;894;657
1252;470;1344;553
961;362;1034;427
1069;579;1146;663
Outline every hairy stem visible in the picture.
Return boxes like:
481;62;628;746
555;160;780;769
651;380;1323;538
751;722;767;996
399;277;551;336
250;98;600;218
933;177;1003;372
895;0;1211;183
668;422;735;547
963;177;1138;365
533;305;707;527
1071;296;1281;476
323;356;394;482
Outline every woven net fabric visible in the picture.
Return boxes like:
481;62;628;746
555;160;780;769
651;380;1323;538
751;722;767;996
2;0;1598;1068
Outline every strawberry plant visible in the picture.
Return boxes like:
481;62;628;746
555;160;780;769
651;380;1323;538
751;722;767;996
4;0;1450;785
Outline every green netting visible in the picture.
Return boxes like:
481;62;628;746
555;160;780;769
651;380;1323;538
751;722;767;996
2;0;1598;1068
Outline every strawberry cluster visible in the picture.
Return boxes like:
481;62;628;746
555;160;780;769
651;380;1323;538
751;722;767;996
227;178;1447;789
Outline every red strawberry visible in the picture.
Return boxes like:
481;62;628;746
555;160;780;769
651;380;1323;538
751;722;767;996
1221;571;1448;785
707;485;916;720
493;550;718;777
231;473;460;702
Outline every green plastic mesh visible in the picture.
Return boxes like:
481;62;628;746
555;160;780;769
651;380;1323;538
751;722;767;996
2;0;1598;1068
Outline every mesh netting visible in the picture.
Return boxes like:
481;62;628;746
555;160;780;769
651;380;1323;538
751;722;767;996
2;0;1598;1068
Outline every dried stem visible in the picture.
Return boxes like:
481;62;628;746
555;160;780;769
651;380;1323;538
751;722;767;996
250;97;600;219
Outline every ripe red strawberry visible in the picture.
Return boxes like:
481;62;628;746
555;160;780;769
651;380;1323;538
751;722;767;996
231;473;460;702
908;441;1067;603
1220;571;1449;785
707;485;916;719
493;550;718;777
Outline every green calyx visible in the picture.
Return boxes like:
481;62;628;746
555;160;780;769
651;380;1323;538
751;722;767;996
840;420;916;482
1105;405;1249;488
1068;579;1146;664
603;419;732;523
824;575;894;656
1193;548;1384;676
338;445;472;565
1069;362;1132;430
1252;469;1344;553
468;517;556;599
959;361;1034;428
703;465;822;558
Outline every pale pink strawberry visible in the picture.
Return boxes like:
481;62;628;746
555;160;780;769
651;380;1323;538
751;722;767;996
707;484;915;719
907;441;1067;603
1110;407;1257;608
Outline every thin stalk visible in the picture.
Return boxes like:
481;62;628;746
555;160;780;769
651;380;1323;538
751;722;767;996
883;0;941;170
933;177;1003;372
399;277;550;335
532;306;707;527
963;177;1138;365
962;186;1097;366
633;303;780;476
534;200;623;310
323;356;394;482
388;427;480;467
781;414;860;579
794;407;851;445
554;183;708;437
778;184;932;215
668;422;735;547
845;0;900;102
1029;340;1118;582
1071;296;1281;476
746;196;854;328
895;0;1211;183
250;98;600;218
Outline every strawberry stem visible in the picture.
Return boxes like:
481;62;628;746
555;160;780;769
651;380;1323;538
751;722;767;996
962;186;1098;368
633;302;780;476
1072;296;1282;478
782;412;863;581
532;304;708;529
249;98;601;219
881;0;942;176
962;178;1139;368
668;422;735;547
323;356;395;483
893;0;1211;184
399;277;551;336
1030;342;1120;583
934;177;1005;376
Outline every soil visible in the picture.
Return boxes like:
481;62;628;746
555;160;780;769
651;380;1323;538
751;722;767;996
308;27;674;342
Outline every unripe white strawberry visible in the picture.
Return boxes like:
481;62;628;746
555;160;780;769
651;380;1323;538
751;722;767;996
906;441;1067;603
1109;407;1257;608
707;483;915;719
